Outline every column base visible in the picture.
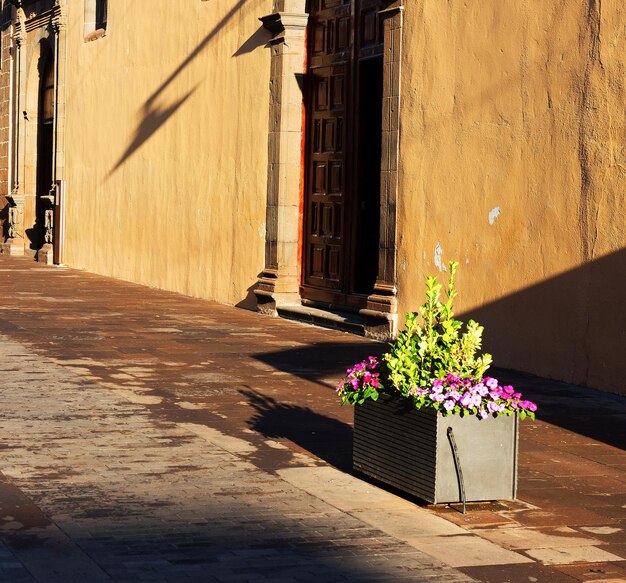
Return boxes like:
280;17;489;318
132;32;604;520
1;238;25;256
255;268;301;315
36;243;54;265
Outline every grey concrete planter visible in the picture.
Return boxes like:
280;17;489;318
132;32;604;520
353;394;518;504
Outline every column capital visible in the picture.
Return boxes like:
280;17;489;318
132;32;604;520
52;0;67;33
259;12;308;44
14;7;26;47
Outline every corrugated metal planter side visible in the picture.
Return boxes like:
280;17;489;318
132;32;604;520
353;394;518;504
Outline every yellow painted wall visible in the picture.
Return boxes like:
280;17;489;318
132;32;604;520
397;1;626;392
63;0;272;308
59;0;625;393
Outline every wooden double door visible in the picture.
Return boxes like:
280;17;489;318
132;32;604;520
302;0;384;308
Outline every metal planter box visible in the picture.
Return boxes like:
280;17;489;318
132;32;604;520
353;394;518;504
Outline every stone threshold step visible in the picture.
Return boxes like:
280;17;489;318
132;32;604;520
277;303;387;337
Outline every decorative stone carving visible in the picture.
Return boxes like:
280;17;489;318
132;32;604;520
7;206;18;239
44;209;53;244
14;6;26;47
1;194;24;256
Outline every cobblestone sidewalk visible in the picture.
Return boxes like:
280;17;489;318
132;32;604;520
0;334;472;582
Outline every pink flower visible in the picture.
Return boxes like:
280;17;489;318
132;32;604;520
443;400;455;411
460;393;472;408
445;391;461;402
470;394;482;408
485;377;498;389
487;401;499;414
520;400;537;412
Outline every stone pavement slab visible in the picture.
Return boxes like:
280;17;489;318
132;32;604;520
0;254;625;582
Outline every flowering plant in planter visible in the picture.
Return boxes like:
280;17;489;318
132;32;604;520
337;261;537;420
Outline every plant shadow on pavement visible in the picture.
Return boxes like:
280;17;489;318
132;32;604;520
252;340;385;389
240;387;354;472
251;313;626;452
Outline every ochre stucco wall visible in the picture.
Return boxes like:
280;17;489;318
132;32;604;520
397;1;626;393
63;0;272;308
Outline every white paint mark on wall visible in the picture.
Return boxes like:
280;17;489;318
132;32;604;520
434;242;446;271
258;223;266;239
488;207;501;225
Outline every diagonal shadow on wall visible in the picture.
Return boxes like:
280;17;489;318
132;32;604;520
108;0;253;177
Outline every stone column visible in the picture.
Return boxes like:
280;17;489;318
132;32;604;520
255;1;308;314
2;11;24;256
365;3;404;332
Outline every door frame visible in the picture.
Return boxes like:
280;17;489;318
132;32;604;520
255;0;404;338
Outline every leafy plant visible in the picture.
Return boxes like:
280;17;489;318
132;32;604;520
336;261;537;420
383;261;492;396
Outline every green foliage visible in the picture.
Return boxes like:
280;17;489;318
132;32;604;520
383;261;492;396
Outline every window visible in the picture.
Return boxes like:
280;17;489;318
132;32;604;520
84;0;107;41
95;0;107;31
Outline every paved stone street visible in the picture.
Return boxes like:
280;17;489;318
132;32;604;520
0;254;625;582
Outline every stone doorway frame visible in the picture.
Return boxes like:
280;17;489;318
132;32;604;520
255;0;404;339
2;0;67;263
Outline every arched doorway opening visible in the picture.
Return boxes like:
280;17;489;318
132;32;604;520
34;48;55;251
